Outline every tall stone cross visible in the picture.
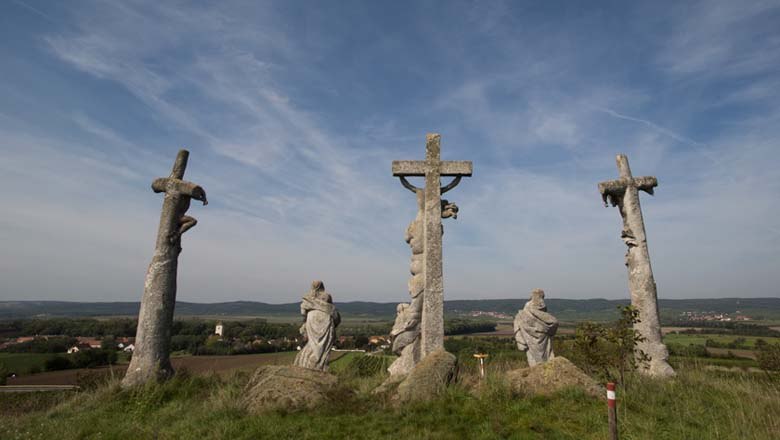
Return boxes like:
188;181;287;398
392;134;472;357
122;149;208;388
598;154;674;378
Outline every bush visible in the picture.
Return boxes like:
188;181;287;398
0;362;7;385
45;356;74;371
757;343;780;372
569;305;648;384
72;349;117;368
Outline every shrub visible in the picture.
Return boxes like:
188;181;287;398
72;349;117;368
0;362;7;385
569;305;648;384
45;356;74;371
756;343;780;372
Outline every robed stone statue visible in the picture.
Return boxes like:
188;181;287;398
514;289;559;367
294;281;341;371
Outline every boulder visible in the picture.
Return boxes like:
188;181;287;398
243;365;338;413
506;356;602;397
392;349;458;404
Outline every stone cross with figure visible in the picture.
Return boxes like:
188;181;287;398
598;154;675;378
122;149;208;388
392;133;472;358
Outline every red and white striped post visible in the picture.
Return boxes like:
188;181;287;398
607;382;618;440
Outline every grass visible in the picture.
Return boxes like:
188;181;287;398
0;353;54;374
1;354;779;439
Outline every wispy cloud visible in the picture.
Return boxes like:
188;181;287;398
1;1;779;302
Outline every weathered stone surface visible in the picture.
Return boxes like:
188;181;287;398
122;149;207;388
388;191;425;376
506;356;601;397
293;281;340;372
514;289;558;367
598;154;675;378
392;349;458;404
391;134;472;362
243;365;338;413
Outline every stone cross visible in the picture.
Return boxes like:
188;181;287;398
598;154;674;378
122;149;208;388
392;134;472;357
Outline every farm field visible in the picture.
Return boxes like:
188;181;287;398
0;353;55;375
663;333;780;347
5;351;348;386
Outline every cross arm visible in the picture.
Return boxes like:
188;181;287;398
598;176;657;206
392;160;473;176
152;177;208;205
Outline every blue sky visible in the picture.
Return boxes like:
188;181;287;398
1;0;779;303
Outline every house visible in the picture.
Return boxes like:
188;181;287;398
76;337;102;348
215;322;224;337
67;343;92;354
368;336;390;346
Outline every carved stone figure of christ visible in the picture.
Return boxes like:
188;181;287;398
294;281;341;372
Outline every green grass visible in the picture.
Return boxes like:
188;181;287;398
0;353;54;374
1;355;779;439
664;333;780;347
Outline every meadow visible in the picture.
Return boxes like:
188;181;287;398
663;333;780;347
1;349;779;439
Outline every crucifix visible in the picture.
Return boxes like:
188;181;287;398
392;133;472;358
598;154;674;378
123;149;208;388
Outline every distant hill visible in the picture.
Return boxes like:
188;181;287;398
1;298;779;322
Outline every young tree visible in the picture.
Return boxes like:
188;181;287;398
570;305;648;384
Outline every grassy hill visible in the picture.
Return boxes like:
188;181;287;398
1;353;778;439
3;298;780;322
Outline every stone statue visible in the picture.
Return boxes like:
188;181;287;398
598;154;675;377
294;281;341;371
122;149;207;388
514;289;558;367
388;191;424;375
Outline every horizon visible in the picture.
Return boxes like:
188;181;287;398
3;296;778;306
2;1;779;303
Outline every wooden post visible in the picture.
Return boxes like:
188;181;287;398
607;382;618;440
473;353;488;379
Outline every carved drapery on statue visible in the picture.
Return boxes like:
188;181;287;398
514;289;558;367
294;281;341;372
388;191;425;375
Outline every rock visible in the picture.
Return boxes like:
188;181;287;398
372;373;406;397
392;349;458;404
506;356;602;397
242;365;338;413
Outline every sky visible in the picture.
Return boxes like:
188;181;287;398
1;0;779;303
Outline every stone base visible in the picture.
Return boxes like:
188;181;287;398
242;365;338;413
389;349;458;404
506;356;602;397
